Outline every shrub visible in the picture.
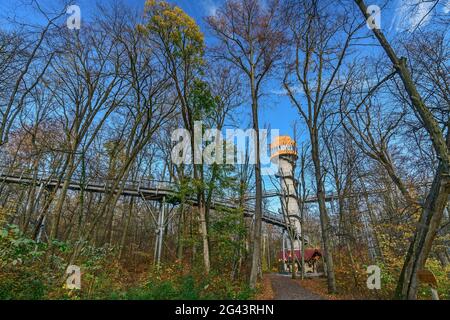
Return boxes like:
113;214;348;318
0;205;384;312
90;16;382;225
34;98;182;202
117;263;254;300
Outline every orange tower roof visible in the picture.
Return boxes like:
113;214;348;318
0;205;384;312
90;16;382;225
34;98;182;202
270;136;298;160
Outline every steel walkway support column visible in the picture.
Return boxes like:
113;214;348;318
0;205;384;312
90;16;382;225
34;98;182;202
282;230;287;272
154;196;166;267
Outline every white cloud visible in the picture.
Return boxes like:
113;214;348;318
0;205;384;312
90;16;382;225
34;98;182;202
392;0;435;32
444;0;450;14
271;86;303;96
202;0;218;16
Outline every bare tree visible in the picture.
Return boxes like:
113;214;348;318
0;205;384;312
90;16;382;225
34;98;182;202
281;0;362;293
354;0;449;300
207;0;285;288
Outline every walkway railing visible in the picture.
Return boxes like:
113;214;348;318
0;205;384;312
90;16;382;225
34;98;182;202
0;165;287;227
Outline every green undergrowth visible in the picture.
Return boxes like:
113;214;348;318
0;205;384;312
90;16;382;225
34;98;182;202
0;223;254;300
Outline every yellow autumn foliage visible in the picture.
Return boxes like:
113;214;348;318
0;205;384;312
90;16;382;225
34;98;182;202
0;207;9;226
144;0;204;64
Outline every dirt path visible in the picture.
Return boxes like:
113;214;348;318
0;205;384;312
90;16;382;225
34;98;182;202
267;274;326;300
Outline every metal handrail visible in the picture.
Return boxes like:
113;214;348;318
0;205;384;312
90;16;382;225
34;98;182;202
0;164;287;225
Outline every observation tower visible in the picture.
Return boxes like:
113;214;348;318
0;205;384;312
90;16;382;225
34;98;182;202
270;136;304;250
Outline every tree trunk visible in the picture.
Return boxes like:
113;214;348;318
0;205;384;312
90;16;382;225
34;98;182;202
311;128;337;293
354;0;449;300
118;197;134;260
249;69;263;289
176;205;185;261
395;165;449;299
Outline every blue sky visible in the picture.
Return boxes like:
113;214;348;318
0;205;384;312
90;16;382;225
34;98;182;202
1;0;447;157
1;0;447;140
133;0;448;140
0;0;296;135
0;0;447;212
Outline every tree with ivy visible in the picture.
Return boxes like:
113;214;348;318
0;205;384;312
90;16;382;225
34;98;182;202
143;0;213;273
